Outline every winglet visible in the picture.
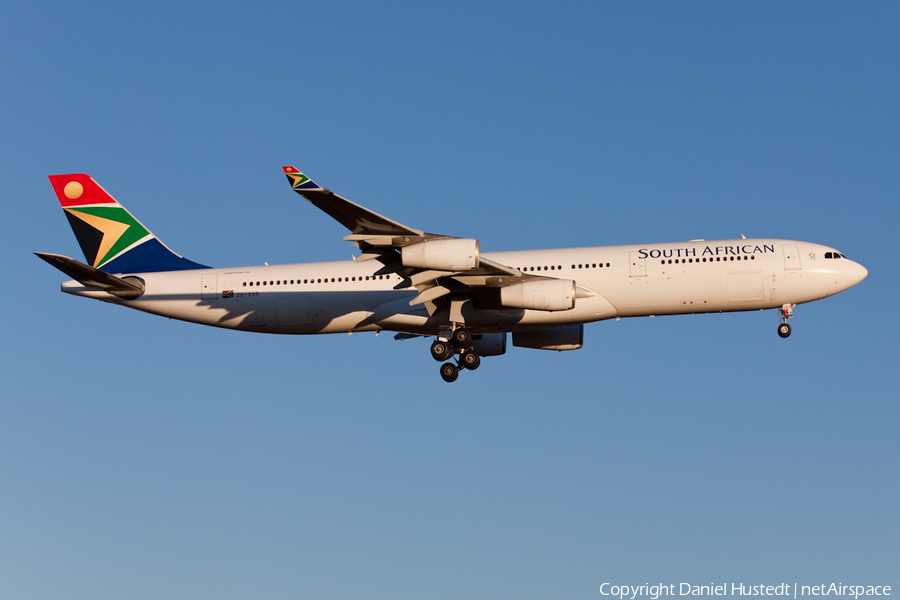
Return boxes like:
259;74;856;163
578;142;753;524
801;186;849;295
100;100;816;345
283;166;325;191
282;165;424;237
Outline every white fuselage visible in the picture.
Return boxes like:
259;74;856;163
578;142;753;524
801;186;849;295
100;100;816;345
62;239;867;336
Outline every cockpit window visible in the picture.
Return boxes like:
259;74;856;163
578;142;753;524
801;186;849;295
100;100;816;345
824;252;845;259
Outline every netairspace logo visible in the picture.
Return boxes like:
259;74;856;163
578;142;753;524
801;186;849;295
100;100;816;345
599;584;892;600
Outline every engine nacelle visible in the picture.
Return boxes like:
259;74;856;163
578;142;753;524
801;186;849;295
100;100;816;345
472;333;507;357
513;325;583;351
401;239;480;271
500;279;576;311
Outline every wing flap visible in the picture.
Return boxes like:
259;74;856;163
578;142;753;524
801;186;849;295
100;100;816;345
409;285;452;306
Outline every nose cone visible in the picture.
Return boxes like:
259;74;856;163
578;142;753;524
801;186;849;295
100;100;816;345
835;259;867;292
827;258;867;294
852;261;868;286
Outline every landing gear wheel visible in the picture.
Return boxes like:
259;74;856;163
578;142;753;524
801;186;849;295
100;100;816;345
777;323;792;338
452;328;473;348
440;362;459;383
461;350;481;370
430;340;453;362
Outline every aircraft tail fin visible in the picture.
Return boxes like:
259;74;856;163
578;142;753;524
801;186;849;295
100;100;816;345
47;174;209;273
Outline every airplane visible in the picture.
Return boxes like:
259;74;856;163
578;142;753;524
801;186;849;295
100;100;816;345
37;167;868;382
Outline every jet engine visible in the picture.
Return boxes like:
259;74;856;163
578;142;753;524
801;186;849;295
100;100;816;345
401;239;480;271
499;279;576;311
512;324;583;351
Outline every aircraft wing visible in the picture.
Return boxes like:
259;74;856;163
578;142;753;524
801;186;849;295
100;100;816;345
283;166;423;236
283;166;593;316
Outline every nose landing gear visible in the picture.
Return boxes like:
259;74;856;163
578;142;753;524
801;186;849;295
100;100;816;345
432;328;481;382
777;304;794;338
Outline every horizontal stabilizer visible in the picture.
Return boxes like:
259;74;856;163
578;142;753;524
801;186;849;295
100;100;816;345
35;252;145;299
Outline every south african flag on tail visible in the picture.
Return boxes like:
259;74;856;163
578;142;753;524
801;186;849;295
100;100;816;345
47;173;210;274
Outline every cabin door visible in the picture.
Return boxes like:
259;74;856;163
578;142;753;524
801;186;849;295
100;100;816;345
782;245;801;270
629;251;647;277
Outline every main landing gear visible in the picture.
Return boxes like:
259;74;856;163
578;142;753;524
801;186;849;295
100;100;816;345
431;328;480;383
777;304;794;338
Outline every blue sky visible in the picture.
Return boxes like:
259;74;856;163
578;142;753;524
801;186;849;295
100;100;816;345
1;2;897;599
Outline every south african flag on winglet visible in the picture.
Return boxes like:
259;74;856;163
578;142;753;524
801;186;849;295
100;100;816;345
282;166;322;190
222;290;234;298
